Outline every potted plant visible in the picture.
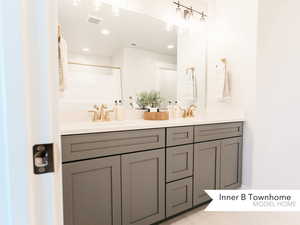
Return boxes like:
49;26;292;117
136;90;163;111
136;91;150;110
136;91;168;120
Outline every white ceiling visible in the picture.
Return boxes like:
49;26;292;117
58;0;177;57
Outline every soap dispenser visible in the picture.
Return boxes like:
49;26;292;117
117;100;125;120
174;101;180;119
112;100;118;120
167;100;174;120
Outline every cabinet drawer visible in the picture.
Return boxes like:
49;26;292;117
166;145;193;182
166;126;194;147
62;128;165;162
166;177;193;218
194;122;243;143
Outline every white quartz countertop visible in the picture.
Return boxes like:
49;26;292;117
60;114;245;135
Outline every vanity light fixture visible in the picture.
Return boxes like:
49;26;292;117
101;29;111;35
173;1;207;22
167;44;175;49
82;48;90;52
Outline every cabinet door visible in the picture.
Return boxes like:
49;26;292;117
122;149;165;225
63;156;121;225
193;141;220;206
220;137;243;189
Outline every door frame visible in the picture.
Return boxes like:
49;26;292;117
0;1;63;225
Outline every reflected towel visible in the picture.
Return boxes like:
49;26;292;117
58;37;68;92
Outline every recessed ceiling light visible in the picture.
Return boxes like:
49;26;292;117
82;48;90;52
87;15;103;24
167;44;175;49
101;29;110;35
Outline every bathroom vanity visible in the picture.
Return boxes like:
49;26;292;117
61;120;243;225
58;1;245;224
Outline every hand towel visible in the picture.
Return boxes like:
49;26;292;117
184;67;198;105
216;59;231;102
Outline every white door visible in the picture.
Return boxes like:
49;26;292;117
0;1;63;225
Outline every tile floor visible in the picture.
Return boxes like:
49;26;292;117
160;205;300;225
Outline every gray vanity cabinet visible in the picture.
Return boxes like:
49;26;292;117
63;156;122;225
193;141;220;206
121;149;165;225
62;122;244;225
220;137;243;189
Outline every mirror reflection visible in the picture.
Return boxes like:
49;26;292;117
59;0;207;117
59;1;178;108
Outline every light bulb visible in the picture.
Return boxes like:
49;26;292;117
176;6;181;16
200;15;206;22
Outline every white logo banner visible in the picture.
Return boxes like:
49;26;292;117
205;190;300;212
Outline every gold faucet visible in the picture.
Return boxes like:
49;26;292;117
88;104;112;122
187;104;197;117
180;104;197;118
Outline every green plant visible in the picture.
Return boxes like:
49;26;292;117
136;91;149;109
148;90;163;108
136;91;164;109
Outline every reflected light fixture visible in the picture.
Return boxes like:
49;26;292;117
173;1;207;22
82;48;90;52
167;44;175;49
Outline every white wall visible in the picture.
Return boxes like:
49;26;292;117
60;53;122;123
63;53;121;104
253;0;300;188
206;0;258;187
177;26;207;109
122;47;176;99
0;1;11;224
